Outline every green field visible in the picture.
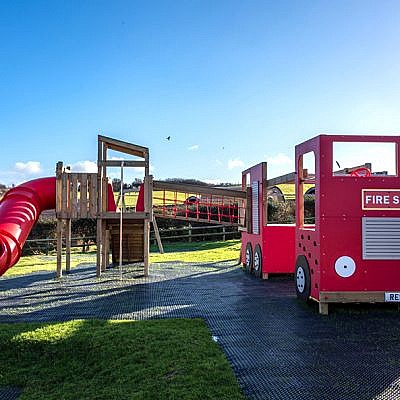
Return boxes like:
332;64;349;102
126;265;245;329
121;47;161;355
4;240;241;277
0;319;244;400
116;190;190;208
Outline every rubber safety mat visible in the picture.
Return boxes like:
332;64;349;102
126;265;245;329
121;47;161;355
1;261;400;400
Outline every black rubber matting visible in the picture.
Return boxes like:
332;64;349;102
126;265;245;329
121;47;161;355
0;387;22;400
1;261;400;400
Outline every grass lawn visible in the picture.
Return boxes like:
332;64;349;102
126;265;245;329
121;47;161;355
0;319;244;400
4;240;241;277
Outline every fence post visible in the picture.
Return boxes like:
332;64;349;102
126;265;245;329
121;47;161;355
222;226;226;241
188;223;192;243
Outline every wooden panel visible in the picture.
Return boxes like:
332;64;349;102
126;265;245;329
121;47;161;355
71;174;78;218
80;173;88;218
56;162;63;215
89;173;97;217
320;291;385;303
101;212;150;220
266;170;309;187
98;134;148;158
61;174;68;218
153;180;246;198
110;221;145;264
99;160;147;168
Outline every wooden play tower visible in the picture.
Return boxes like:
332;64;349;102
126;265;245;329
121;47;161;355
56;135;152;278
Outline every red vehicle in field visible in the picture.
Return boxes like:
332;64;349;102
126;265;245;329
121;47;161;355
242;134;400;314
240;162;296;279
295;134;400;314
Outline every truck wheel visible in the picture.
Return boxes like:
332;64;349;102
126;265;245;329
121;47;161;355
295;255;311;301
253;244;262;278
245;243;253;273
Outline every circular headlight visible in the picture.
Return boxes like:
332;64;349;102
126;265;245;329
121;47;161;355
334;256;356;278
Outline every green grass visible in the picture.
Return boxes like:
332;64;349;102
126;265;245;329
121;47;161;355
4;248;97;277
150;240;241;263
0;319;244;400
3;240;241;277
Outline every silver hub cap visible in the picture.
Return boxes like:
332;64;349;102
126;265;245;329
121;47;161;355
246;249;251;267
254;252;260;271
296;266;305;293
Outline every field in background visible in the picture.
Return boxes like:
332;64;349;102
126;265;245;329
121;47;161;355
3;240;241;277
115;184;315;209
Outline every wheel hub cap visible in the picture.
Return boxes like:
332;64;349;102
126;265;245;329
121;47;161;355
296;266;305;293
246;249;251;267
254;252;260;271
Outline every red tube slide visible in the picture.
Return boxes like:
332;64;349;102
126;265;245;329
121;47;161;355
0;177;56;276
0;177;117;276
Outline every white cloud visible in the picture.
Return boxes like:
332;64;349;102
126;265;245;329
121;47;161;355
188;144;199;151
265;153;293;166
228;158;245;170
14;161;41;174
70;161;97;173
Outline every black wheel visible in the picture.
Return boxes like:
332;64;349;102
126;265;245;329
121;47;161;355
253;244;262;278
245;242;253;273
295;255;311;301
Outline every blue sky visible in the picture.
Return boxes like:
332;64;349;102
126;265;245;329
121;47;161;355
1;0;400;185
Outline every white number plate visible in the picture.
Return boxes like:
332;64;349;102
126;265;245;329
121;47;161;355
385;292;400;302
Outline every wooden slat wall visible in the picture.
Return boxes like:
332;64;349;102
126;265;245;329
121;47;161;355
56;171;98;219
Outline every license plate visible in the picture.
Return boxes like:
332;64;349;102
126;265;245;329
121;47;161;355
385;292;400;302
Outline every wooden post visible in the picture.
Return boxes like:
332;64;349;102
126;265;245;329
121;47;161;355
56;219;63;278
97;138;102;277
152;217;164;254
188;223;192;243
319;302;329;315
144;220;150;276
101;223;107;272
222;225;226;241
104;229;110;270
96;219;102;277
65;218;71;273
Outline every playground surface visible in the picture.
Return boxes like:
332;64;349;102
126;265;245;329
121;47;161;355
1;261;400;400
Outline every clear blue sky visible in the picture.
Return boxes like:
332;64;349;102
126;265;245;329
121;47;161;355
1;0;400;185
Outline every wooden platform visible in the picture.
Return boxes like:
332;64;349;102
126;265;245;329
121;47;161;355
109;220;145;265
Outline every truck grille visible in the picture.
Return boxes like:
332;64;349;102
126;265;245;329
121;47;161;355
362;217;400;260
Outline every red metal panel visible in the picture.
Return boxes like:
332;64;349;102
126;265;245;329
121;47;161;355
241;162;295;275
296;134;400;300
262;225;295;274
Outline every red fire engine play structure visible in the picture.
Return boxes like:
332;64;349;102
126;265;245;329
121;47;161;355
242;134;400;314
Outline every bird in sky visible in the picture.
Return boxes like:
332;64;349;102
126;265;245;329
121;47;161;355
166;136;171;141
